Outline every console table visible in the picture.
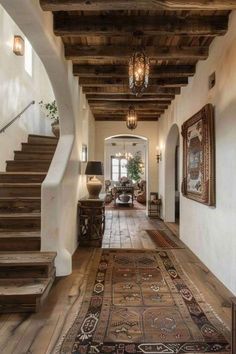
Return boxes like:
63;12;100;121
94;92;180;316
113;185;134;206
78;197;105;247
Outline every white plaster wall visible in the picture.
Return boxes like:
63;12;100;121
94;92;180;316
95;121;159;196
158;11;236;295
0;0;95;276
0;5;54;171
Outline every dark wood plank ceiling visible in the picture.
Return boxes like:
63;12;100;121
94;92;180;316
40;1;232;121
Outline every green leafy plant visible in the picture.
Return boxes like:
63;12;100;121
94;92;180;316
39;100;59;124
126;151;144;182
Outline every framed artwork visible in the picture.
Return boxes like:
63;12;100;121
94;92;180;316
81;144;88;162
181;104;215;206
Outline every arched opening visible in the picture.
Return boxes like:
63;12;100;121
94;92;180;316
104;134;148;209
164;124;180;227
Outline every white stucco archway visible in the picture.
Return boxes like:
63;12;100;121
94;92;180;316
164;124;180;222
104;134;149;211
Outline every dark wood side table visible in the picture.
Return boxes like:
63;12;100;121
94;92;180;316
148;192;161;218
78;197;105;247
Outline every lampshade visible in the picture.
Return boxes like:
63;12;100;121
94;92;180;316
85;161;104;176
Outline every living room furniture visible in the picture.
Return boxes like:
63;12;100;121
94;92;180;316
85;161;104;199
113;185;134;206
148;192;161;218
78;197;105;247
136;180;147;204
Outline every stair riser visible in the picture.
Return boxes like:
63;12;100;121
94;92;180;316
0;238;40;251
0;200;41;213
0;218;41;231
0;265;53;279
0;270;55;313
0;174;46;183
28;136;58;145
14;152;54;161
6;162;51;172
0;187;41;198
21;144;56;153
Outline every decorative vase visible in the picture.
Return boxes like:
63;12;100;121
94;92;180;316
51;122;60;137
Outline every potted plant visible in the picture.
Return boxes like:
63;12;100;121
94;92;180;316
39;100;59;137
126;151;144;183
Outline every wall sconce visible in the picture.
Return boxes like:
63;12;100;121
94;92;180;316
13;35;25;56
156;146;162;163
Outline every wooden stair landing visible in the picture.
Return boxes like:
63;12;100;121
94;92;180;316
0;134;58;312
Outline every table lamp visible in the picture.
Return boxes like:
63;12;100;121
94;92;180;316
85;161;104;199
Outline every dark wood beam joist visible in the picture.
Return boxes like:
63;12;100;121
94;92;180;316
54;13;228;37
65;45;208;61
83;86;181;95
79;77;188;87
92;110;165;115
73;64;196;78
94;116;159;121
88;101;169;110
86;94;175;101
88;99;172;105
40;0;236;11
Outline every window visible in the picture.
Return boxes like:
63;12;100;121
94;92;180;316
111;157;127;181
24;38;32;76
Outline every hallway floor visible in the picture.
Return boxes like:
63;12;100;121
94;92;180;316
0;210;232;354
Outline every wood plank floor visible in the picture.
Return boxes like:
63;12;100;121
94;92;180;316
0;210;233;354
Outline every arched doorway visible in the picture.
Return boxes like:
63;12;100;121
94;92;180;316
104;134;149;208
164;124;180;226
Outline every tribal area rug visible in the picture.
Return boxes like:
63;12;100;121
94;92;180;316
105;200;146;211
145;229;183;249
59;250;230;354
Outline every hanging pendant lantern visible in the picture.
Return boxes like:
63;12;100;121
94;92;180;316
129;49;149;97
126;106;138;130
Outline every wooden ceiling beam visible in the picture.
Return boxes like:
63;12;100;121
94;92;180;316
79;77;188;87
94;116;159;121
86;94;175;101
92;110;165;115
73;64;195;78
65;45;208;61
40;0;236;11
83;86;181;95
88;101;169;109
54;13;228;37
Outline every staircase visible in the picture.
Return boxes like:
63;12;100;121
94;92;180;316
0;134;58;312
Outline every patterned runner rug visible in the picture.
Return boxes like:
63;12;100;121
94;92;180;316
58;250;230;354
145;229;182;248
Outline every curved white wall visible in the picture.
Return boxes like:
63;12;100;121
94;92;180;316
158;11;236;295
1;0;95;275
0;5;54;171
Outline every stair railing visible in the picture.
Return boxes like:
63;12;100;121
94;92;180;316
0;100;35;134
232;297;236;353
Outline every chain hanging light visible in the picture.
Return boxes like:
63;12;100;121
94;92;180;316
126;106;138;130
129;49;149;97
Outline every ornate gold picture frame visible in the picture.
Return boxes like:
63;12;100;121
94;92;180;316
181;104;215;206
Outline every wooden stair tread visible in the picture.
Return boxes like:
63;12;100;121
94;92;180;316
28;134;58;140
0;252;56;265
0;277;53;296
0;172;46;175
0;197;41;200
0;231;40;238
0;183;41;187
0;213;41;218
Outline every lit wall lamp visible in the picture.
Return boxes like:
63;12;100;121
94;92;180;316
156;146;162;163
13;35;25;56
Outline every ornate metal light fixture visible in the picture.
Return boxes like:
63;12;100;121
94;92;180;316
129;49;149;97
126;106;138;130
